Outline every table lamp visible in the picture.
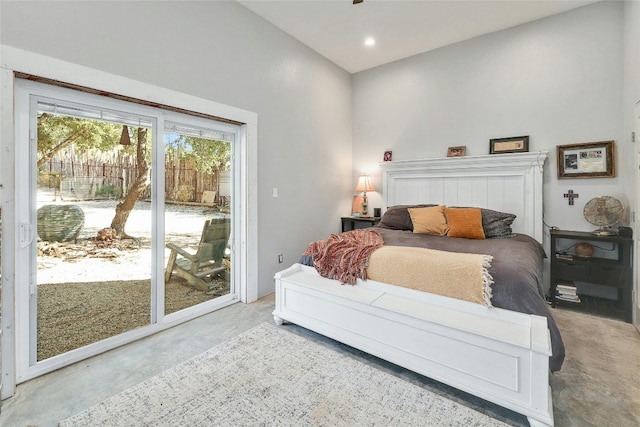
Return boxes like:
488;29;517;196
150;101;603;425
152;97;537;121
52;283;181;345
355;174;375;217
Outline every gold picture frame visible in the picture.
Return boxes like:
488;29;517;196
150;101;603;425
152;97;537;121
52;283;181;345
557;140;615;178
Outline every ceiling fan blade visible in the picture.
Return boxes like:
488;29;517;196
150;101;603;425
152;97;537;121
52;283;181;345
353;0;364;4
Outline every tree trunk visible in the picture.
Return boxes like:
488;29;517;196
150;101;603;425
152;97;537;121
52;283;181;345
110;128;149;239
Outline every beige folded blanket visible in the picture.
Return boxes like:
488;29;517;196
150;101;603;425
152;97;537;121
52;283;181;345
367;246;494;307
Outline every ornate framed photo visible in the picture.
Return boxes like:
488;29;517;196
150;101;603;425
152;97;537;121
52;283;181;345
447;146;466;157
557;140;615;178
489;136;529;154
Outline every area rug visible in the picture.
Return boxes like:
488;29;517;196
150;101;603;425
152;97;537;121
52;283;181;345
60;323;508;426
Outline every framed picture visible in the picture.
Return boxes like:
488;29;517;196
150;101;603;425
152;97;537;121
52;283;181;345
383;150;392;162
447;146;466;157
557;140;615;178
489;136;529;154
351;196;364;215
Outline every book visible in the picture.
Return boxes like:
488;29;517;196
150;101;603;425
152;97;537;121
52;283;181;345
557;281;574;286
555;279;580;303
557;284;577;295
556;293;581;303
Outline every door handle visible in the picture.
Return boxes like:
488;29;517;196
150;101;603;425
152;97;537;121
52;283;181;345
19;222;35;248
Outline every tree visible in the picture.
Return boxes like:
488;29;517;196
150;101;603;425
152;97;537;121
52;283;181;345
37;113;122;169
37;113;147;238
165;135;230;174
110;127;150;239
37;113;133;202
182;137;231;175
165;135;231;202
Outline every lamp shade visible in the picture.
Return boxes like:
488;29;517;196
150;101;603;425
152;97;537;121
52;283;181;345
355;175;375;192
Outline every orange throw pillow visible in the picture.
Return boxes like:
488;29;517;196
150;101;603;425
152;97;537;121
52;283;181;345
407;206;449;236
445;207;485;240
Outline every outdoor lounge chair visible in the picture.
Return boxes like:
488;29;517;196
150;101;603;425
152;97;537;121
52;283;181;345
164;218;230;291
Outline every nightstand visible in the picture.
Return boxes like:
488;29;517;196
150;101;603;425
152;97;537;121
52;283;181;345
341;216;380;232
550;229;633;323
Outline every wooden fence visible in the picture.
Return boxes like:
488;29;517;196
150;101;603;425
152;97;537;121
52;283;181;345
40;155;223;204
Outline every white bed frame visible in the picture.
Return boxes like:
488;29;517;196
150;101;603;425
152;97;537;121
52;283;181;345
273;152;553;426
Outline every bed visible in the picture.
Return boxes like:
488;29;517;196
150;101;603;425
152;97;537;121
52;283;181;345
273;152;559;427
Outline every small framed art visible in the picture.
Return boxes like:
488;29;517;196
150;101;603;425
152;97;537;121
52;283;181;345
351;196;364;216
489;136;529;154
383;151;392;162
557;140;615;178
447;146;466;157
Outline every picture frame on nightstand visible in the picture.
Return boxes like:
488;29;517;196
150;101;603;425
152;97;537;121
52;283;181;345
351;196;364;216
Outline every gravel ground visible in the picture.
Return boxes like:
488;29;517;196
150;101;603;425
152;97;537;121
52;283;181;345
33;192;231;360
37;275;229;361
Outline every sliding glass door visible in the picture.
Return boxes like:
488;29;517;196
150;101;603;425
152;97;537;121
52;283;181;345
33;103;155;363
15;79;241;382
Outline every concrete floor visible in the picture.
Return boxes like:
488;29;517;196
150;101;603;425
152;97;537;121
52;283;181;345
548;308;640;427
1;295;277;426
1;294;639;426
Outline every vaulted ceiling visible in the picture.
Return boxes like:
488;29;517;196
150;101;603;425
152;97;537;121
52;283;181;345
239;0;599;73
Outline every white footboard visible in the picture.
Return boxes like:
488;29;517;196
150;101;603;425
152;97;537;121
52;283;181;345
274;263;554;427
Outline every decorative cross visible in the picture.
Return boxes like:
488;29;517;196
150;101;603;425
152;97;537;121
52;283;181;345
563;190;579;206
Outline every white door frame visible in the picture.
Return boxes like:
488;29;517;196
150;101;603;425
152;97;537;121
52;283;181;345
0;46;258;399
15;80;243;383
0;67;18;402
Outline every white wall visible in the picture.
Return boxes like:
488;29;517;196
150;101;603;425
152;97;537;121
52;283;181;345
353;2;626;240
0;1;353;297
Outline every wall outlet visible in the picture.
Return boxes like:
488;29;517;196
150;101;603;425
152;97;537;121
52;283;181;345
278;254;283;263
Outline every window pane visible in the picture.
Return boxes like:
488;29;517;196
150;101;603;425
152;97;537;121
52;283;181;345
163;126;232;315
35;107;153;361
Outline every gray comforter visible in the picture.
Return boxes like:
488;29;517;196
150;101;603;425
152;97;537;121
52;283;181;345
302;228;565;372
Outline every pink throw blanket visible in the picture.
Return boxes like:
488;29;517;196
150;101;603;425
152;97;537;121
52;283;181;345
303;229;384;285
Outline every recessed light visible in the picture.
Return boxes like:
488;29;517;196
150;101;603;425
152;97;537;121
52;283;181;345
364;37;375;46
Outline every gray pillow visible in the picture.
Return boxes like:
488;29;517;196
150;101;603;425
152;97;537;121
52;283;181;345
481;209;517;238
377;204;436;231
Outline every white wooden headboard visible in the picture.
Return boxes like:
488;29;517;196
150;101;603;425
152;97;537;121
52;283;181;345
379;152;548;243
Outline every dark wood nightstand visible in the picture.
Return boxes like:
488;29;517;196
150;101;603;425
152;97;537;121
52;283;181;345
341;216;380;232
550;229;633;323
